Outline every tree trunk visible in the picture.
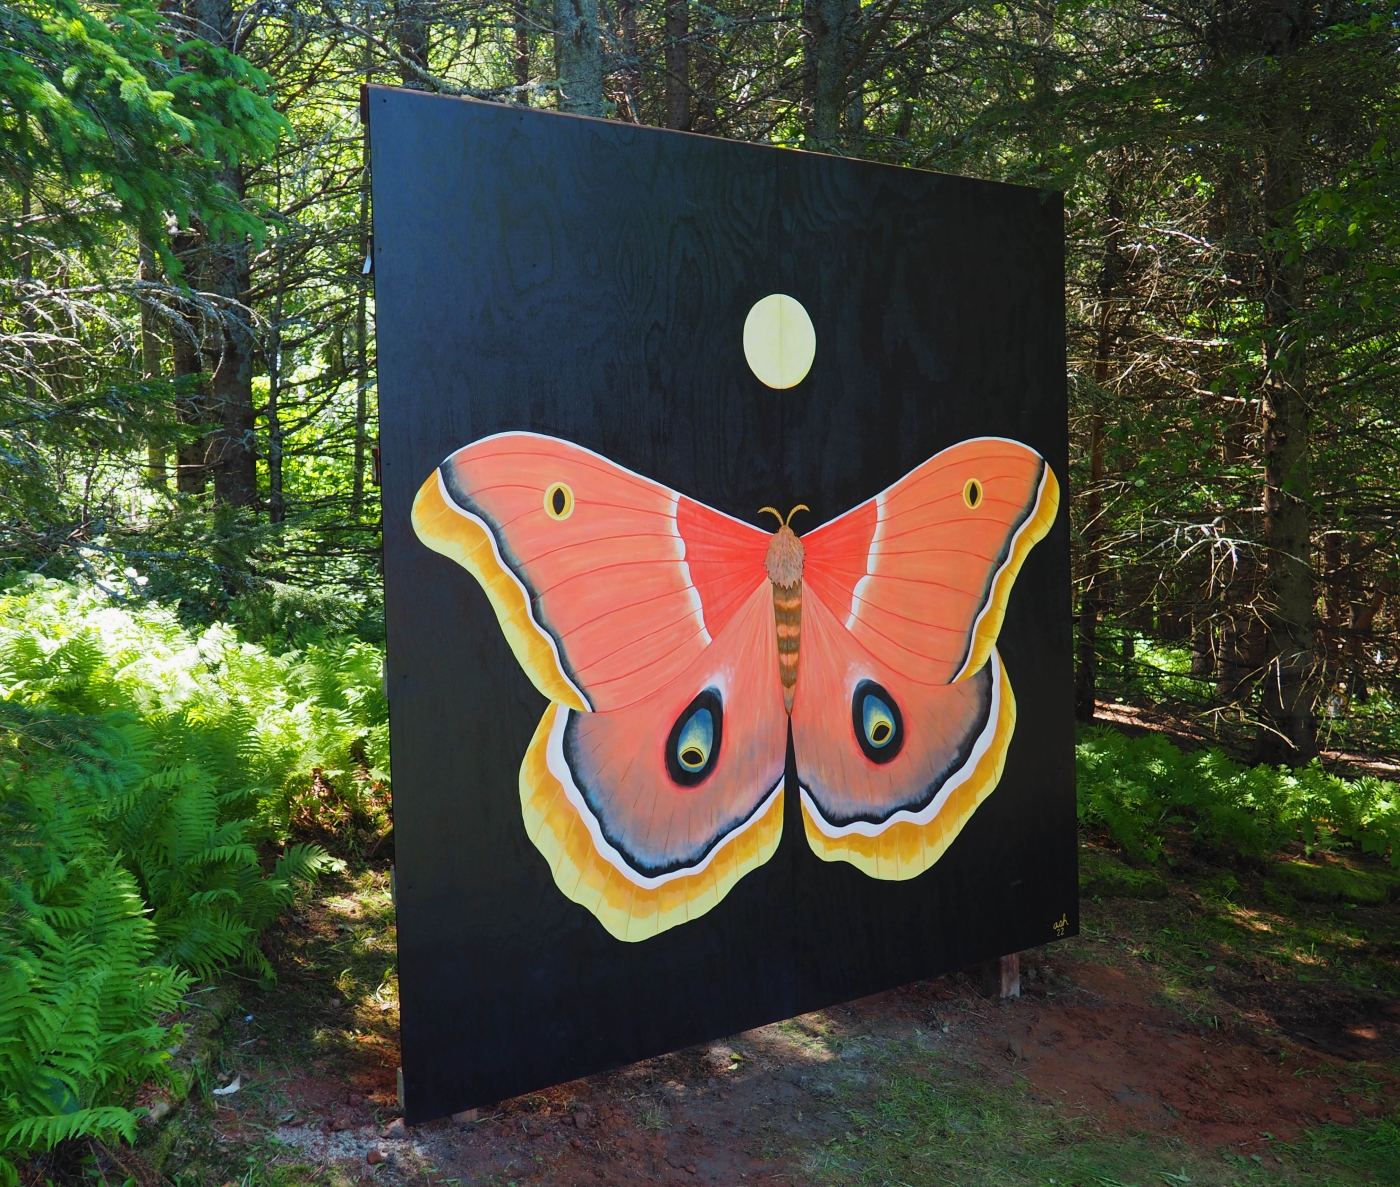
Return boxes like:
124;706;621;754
352;144;371;520
1341;578;1392;704
554;0;603;115
808;0;859;151
617;0;642;122
1215;416;1261;708
1190;618;1214;678
267;235;285;525
138;234;167;486
173;0;257;508
13;113;38;409
1032;0;1056;102
172;228;210;494
1075;412;1104;720
1075;179;1125;721
1319;530;1344;687
515;1;531;101
350;14;373;520
393;0;430;86
1254;137;1317;763
205;168;258;509
664;0;690;129
19;171;37;407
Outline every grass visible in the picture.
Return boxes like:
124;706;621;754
813;1063;1249;1185
1077;853;1400;998
807;838;1400;1187
806;1044;1400;1185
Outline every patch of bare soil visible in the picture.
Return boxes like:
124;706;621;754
1004;956;1395;1149
1211;971;1400;1064
213;943;1396;1184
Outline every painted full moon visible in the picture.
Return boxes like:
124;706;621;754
743;294;816;389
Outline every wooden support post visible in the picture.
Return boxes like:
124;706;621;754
998;952;1020;998
976;952;1020;998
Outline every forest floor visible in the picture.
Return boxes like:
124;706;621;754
121;834;1400;1187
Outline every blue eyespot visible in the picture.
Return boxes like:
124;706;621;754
863;694;896;748
676;708;713;771
852;679;904;763
666;688;724;786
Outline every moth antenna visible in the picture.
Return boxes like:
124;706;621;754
758;506;785;529
785;504;810;528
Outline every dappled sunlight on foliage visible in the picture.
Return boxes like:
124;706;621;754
0;576;393;1175
0;574;391;849
1077;727;1400;868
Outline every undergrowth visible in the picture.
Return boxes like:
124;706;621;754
1076;726;1400;868
6;575;1399;1181
0;576;391;1178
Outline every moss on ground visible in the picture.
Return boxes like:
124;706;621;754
1080;849;1170;899
1269;859;1395;905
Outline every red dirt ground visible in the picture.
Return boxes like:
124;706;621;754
1004;958;1393;1146
215;944;1398;1184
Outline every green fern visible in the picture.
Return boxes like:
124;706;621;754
1077;726;1400;867
0;575;368;1173
0;845;187;1174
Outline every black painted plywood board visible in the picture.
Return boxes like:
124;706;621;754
369;86;1073;1124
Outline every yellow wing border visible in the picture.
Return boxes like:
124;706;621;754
412;470;589;711
954;458;1060;683
519;703;785;942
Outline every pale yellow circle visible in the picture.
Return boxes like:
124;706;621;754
743;294;815;389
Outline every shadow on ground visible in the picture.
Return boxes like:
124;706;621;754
129;859;1400;1187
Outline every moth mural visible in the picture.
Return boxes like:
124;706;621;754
411;432;1059;942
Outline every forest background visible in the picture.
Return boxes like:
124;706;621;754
6;0;1400;763
3;0;1400;1173
8;0;1400;761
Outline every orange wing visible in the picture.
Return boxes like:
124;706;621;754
802;437;1059;687
790;595;1015;880
412;432;771;712
792;439;1058;878
411;433;783;941
522;583;787;942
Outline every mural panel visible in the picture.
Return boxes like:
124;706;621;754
370;86;1074;1123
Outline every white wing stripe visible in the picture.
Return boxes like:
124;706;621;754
669;489;713;646
844;489;885;631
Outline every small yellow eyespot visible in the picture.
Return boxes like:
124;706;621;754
962;478;983;509
544;482;574;520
